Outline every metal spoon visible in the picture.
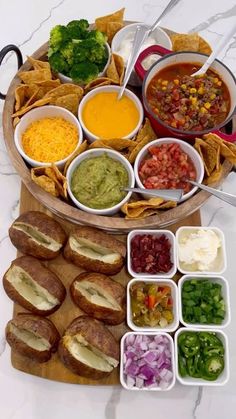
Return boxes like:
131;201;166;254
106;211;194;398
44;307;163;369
188;179;236;206
122;187;183;202
191;22;236;77
118;0;181;99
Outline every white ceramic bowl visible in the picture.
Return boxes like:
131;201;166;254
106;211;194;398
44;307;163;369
175;327;229;386
58;42;111;84
178;274;231;329
66;148;135;215
111;23;172;86
134;138;205;203
127;278;179;333
127;229;177;278
176;226;227;275
14;105;83;168
120;331;176;391
78;85;144;143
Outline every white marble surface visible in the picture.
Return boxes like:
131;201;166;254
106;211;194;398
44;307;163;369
0;1;236;418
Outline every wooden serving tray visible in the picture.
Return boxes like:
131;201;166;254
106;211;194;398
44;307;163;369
11;184;201;385
2;24;233;232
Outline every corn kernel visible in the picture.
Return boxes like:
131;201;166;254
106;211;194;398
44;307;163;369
174;79;179;85
217;81;222;86
181;84;187;90
162;80;168;86
198;87;204;95
204;102;211;109
162;86;167;91
214;77;219;83
210;93;216;100
190;97;197;105
200;107;208;113
190;88;197;94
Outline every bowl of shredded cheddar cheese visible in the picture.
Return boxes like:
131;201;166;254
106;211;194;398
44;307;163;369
14;105;83;168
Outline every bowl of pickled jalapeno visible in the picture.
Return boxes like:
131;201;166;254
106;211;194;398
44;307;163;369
175;328;229;385
127;279;179;332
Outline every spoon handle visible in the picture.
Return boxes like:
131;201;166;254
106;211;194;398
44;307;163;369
198;22;236;74
123;187;183;202
189;180;236;207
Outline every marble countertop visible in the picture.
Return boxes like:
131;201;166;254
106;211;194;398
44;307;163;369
0;1;236;418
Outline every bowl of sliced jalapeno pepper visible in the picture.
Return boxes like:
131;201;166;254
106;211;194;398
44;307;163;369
175;328;229;386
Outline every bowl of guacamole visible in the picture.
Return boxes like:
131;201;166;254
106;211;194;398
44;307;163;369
66;148;135;215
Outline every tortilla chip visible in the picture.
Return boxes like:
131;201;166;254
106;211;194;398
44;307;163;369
198;36;212;55
106;53;124;85
50;93;79;115
203;133;236;164
194;137;218;176
171;33;200;52
135;118;156;143
19;68;52;84
88;140;114;151
205;165;223;185
95;8;125;33
89;138;136;152
84;77;114;93
63;140;88;175
121;197;176;219
107;21;124;44
12;97;52;117
33;79;61;98
27;56;51;71
44;165;67;199
128;135;153;164
44;83;84;100
31;168;59;197
13;117;20;128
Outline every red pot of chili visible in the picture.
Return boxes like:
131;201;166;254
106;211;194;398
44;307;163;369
135;46;236;142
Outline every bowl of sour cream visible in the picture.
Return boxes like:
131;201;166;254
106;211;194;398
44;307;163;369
111;23;172;86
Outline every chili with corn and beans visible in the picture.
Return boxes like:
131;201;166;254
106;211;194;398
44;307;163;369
146;63;230;132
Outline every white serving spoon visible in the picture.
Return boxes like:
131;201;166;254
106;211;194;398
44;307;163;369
191;22;236;77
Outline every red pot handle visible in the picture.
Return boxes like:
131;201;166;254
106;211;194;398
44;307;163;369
213;129;236;143
135;45;172;80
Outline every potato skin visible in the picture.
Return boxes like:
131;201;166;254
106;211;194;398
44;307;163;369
58;315;119;379
3;256;66;316
70;272;126;325
9;211;67;260
64;227;126;275
6;313;60;363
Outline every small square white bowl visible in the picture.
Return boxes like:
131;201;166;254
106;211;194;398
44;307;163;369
120;331;176;391
175;327;229;386
127;278;179;332
176;226;227;275
178;275;231;329
127;230;177;278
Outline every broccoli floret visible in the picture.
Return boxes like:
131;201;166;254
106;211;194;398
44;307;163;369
48;52;69;74
74;38;107;64
69;62;99;84
60;42;74;66
67;19;89;39
49;25;69;51
86;29;107;45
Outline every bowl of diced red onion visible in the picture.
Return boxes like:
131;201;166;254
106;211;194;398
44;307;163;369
134;138;204;203
120;332;175;390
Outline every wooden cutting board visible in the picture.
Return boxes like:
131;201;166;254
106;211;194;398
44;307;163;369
10;183;201;385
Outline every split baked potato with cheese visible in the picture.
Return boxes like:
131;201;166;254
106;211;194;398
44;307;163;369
64;226;126;275
58;316;119;379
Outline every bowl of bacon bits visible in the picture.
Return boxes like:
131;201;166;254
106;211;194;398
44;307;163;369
134;138;204;202
127;229;177;278
120;332;175;390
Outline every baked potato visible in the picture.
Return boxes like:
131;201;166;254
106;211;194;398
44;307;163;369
58;316;119;379
3;256;66;315
64;226;126;275
9;211;67;259
6;313;60;362
70;272;125;325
